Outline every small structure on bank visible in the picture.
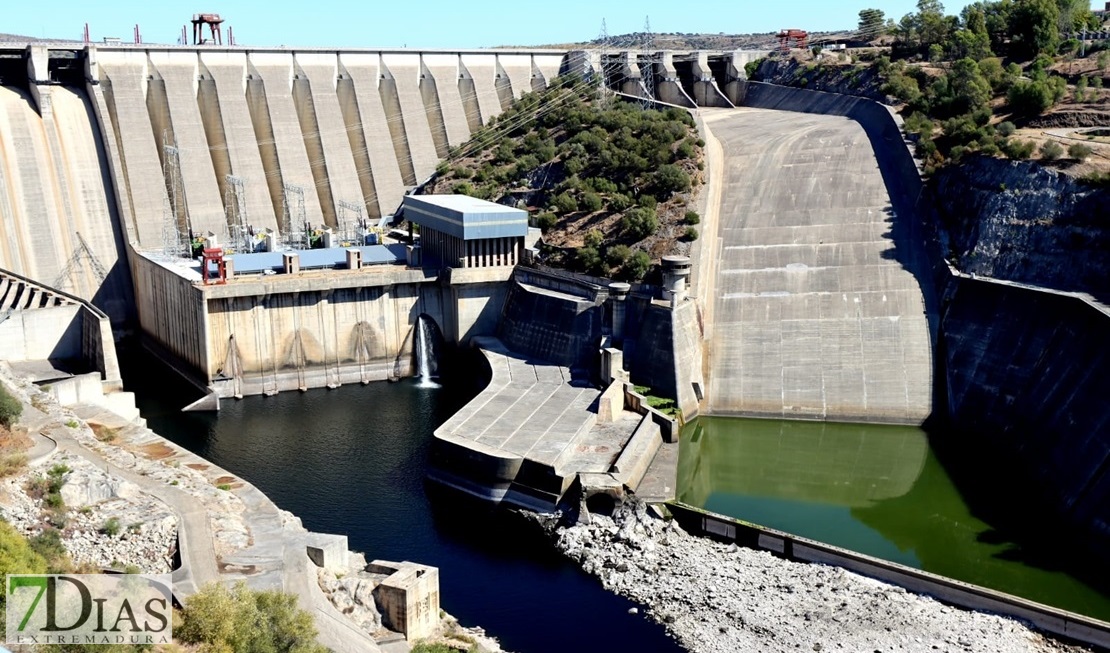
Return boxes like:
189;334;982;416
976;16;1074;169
403;195;528;269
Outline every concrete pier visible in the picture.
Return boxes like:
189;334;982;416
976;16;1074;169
428;338;666;510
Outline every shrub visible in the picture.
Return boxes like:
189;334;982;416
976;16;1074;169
452;166;473;179
654;164;692;194
1039;140;1064;161
581;191;603;212
684;226;700;241
29;528;70;572
621;208;658;241
586;177;618;194
637;195;657;210
0;454;27;479
177;582;327;653
575;246;602;273
584;229;603;248
1069;143;1094;161
1007;78;1066;116
996;121;1016;138
609;193;633;212
606;245;631;268
552;192;578;214
684;210;700;225
622;251;652;281
534;212;557;233
0;521;48;609
101;517;121;537
1002;139;1036;160
0;386;22;429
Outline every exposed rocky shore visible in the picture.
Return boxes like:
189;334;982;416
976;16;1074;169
539;502;1088;653
1;451;177;573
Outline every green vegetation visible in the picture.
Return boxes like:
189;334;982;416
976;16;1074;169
176;581;327;653
0;384;21;429
0;453;26;478
1039;139;1065;160
430;76;703;280
65;419;80;429
101;517;121;537
1069;143;1094;161
864;0;1109;172
0;519;47;637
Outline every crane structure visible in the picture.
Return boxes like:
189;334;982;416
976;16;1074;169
191;13;224;45
777;28;809;51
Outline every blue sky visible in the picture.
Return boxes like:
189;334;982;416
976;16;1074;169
5;1;1090;49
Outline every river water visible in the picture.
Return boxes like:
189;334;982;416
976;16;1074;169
120;349;682;653
677;417;1110;622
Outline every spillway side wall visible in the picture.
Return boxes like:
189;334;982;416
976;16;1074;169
940;276;1110;550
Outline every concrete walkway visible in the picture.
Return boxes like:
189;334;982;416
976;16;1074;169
38;400;381;653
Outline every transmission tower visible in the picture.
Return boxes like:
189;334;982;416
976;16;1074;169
53;232;108;291
161;131;190;258
337;199;365;244
640;15;655;108
225;175;252;253
281;183;307;249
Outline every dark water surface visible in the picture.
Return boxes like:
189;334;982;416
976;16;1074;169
678;417;1110;622
121;349;682;653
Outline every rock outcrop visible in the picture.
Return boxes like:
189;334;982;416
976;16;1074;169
543;502;1085;653
932;156;1110;299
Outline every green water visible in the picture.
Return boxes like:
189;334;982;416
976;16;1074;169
677;417;1110;622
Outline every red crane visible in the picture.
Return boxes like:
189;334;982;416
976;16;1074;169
777;28;809;51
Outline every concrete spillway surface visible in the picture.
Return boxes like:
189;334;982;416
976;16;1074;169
703;108;932;423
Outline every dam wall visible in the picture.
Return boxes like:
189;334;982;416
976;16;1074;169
940;275;1110;549
0;52;133;326
90;46;572;245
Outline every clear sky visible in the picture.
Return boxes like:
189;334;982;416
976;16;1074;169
3;1;1094;49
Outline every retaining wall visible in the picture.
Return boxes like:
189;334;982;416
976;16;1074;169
668;502;1110;650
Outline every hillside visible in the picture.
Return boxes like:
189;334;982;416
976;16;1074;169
422;78;704;281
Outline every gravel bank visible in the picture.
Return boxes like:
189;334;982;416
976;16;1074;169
543;502;1089;653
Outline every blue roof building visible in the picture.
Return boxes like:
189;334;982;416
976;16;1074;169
403;195;527;268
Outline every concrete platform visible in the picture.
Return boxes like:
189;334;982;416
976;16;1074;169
429;339;663;511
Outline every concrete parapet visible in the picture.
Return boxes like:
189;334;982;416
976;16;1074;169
305;533;349;575
367;561;440;642
610;415;662;489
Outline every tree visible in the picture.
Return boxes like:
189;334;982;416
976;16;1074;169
947;57;994;114
1056;0;1093;32
1010;0;1060;60
621;207;658;240
177;582;327;653
859;8;887;36
622;251;652;281
575;246;602;273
